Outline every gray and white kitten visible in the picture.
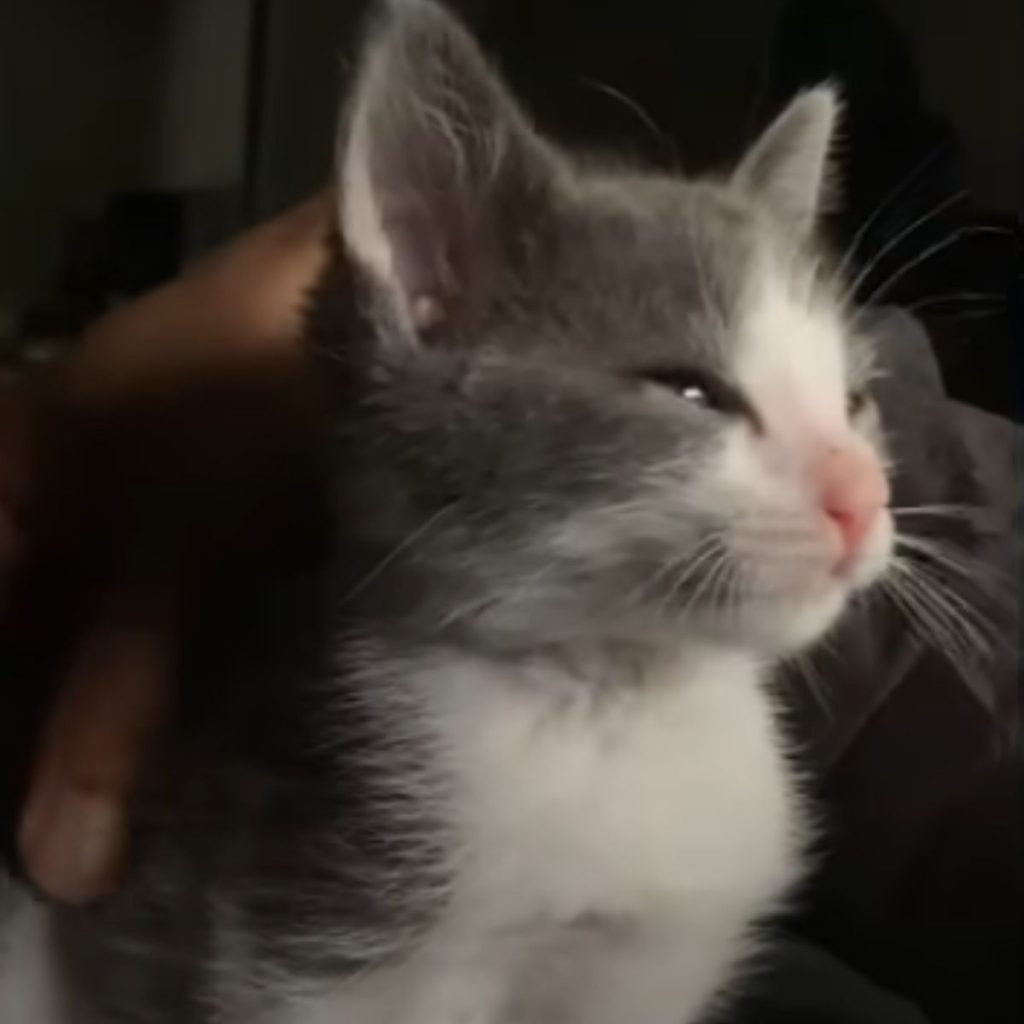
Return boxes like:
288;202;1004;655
0;1;894;1021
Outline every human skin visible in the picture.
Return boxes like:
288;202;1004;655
3;191;331;904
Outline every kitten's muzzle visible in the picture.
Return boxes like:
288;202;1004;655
815;445;890;575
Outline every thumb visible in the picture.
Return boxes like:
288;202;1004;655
18;587;175;904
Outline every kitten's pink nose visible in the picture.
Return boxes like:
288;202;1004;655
816;446;889;570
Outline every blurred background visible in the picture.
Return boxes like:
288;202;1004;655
0;0;1020;415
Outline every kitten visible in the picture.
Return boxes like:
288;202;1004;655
0;1;893;1021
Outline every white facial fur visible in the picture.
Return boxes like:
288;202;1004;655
693;255;893;655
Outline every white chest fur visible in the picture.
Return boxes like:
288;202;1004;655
300;646;804;1024
436;648;800;921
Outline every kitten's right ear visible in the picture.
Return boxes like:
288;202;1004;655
337;0;552;341
733;86;839;238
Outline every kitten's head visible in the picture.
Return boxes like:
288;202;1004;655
324;0;892;659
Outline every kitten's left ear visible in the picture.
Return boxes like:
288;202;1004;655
337;0;554;341
733;86;839;237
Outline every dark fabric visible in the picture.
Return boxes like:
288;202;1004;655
731;937;932;1024
784;310;1022;1024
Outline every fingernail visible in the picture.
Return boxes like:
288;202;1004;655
19;791;124;905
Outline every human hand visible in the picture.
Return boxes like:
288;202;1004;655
6;192;330;904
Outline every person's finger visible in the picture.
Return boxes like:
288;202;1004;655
18;587;175;904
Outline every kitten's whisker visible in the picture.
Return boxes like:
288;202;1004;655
899;553;1006;649
440;558;558;629
341;505;456;605
891;503;981;520
884;555;999;682
883;561;970;670
676;548;729;623
656;538;723;619
699;552;732;614
578;77;677;162
720;560;746;631
902;291;1006;315
707;556;733;615
902;562;993;643
886;559;952;642
863;224;992;308
845;189;968;302
836;143;947;280
641;534;719;606
895;532;1010;590
785;650;834;722
684;560;721;623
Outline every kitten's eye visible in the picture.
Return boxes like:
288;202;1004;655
642;369;715;406
846;387;870;417
633;365;752;422
675;381;710;407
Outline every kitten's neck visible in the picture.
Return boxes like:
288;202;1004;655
391;625;762;705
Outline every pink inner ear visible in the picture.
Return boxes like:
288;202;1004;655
814;445;889;568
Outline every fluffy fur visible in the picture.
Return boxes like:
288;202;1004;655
0;2;893;1021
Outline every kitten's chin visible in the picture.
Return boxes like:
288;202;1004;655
765;589;849;655
725;517;894;658
703;588;848;658
698;559;888;658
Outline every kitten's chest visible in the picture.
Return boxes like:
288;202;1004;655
278;651;804;1024
427;650;801;926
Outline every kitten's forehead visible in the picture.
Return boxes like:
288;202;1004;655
519;171;852;441
525;176;773;371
